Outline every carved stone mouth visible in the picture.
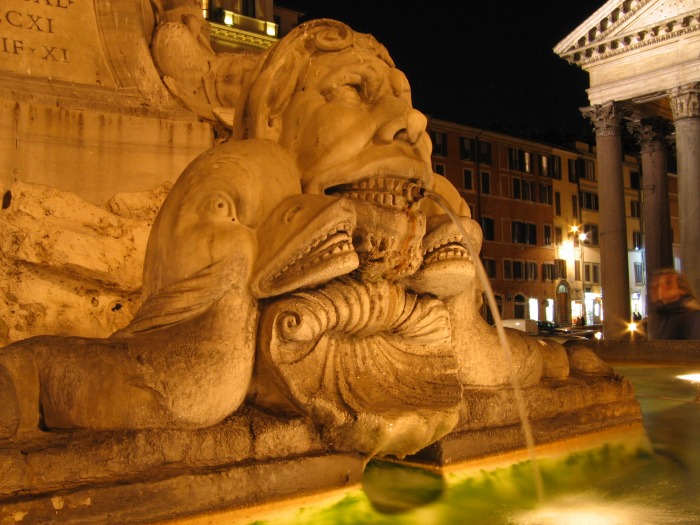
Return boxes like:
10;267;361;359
423;238;470;265
326;177;424;210
266;224;355;286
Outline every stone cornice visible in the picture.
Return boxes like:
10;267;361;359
209;23;277;51
557;3;700;67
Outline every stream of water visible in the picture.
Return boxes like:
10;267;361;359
423;189;545;503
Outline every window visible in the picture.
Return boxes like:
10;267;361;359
575;260;581;281
482;258;497;278
430;131;447;156
540;184;552;205
513;260;524;280
555;192;561;215
539;155;549;177
584;263;591;283
634;262;644;285
581;160;595;181
481;217;495;241
555;226;563;245
542;263;555;281
630;171;641;190
630;200;640;218
581;191;599;211
551;156;562;180
509;147;519;171
503;259;513;280
463;169;473;190
592;263;600;284
479;141;492;165
568;158;586;183
543;224;552;245
434;163;445;176
460;137;475;161
481;171;491;194
555;259;567;279
568;159;578;183
583;224;599;245
526;261;538;281
523;151;532;173
514;294;526;319
512;221;537;245
633;231;644;250
508;148;532;172
572;195;578;219
512;179;535;201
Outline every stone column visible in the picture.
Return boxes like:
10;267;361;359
669;83;700;295
626;118;673;287
581;102;631;339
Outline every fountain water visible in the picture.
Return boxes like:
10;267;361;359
423;189;545;503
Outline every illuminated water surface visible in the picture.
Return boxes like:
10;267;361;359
181;364;700;525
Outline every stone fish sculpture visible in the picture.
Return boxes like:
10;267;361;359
0;139;357;438
0;18;615;462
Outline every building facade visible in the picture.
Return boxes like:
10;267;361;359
427;118;678;328
555;0;700;338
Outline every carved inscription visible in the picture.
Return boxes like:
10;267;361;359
1;1;74;64
0;0;118;86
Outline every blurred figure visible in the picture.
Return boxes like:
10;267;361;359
648;269;700;340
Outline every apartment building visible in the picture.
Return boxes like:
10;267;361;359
427;118;674;327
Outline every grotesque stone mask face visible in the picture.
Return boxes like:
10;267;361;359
236;20;434;280
276;49;433;196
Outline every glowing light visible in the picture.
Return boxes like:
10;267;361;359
513;492;684;525
594;331;603;340
223;11;234;25
628;322;637;332
677;373;700;383
266;22;277;36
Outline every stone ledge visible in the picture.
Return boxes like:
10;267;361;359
0;454;364;525
411;374;642;466
0;407;326;497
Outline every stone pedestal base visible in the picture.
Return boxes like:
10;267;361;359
0;373;641;524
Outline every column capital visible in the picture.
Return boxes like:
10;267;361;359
580;102;628;137
626;117;673;154
669;83;700;121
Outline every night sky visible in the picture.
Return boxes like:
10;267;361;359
278;1;602;142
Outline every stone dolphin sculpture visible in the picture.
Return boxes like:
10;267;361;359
0;139;358;439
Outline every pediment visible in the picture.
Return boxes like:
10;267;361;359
555;0;700;66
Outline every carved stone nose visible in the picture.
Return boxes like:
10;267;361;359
406;109;427;144
374;108;427;145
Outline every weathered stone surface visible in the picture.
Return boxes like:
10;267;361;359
0;409;360;525
417;373;641;465
0;181;161;345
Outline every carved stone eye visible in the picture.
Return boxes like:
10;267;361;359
200;192;236;221
282;204;303;223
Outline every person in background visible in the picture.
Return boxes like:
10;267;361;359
648;269;700;340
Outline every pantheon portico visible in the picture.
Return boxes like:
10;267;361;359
556;0;700;339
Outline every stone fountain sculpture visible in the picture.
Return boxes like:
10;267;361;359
0;14;641;523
